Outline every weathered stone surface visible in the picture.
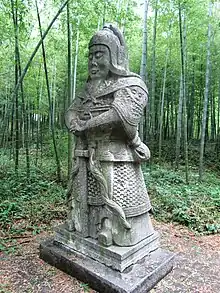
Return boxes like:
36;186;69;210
54;223;160;272
40;238;175;293
40;24;175;292
64;24;154;248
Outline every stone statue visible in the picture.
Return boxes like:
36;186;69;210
65;24;154;247
40;24;174;293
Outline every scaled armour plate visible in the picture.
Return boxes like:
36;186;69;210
88;162;151;217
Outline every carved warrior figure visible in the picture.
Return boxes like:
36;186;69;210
65;24;154;247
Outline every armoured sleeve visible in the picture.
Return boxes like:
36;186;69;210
85;108;121;129
65;96;121;131
111;86;148;139
84;86;148;131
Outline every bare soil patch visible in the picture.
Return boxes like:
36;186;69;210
1;220;219;293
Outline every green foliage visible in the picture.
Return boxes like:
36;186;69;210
0;0;220;248
79;283;90;292
144;164;220;234
0;152;66;238
0;283;11;293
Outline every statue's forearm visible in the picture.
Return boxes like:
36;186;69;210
86;108;121;130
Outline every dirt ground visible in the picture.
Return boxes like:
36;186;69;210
0;220;219;293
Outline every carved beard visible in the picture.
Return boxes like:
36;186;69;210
88;78;107;93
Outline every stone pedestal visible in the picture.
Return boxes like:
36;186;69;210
40;237;175;293
54;223;160;272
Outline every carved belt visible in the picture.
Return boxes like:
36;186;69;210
74;150;89;157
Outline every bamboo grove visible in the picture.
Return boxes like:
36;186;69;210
0;0;219;183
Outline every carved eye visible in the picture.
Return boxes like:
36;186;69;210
95;51;104;59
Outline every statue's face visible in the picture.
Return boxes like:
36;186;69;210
88;45;111;80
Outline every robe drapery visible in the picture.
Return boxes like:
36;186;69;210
65;75;151;236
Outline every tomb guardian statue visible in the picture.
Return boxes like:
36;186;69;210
65;24;154;247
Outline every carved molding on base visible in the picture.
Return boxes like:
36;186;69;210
54;223;160;272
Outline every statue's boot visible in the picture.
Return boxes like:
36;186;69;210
98;218;112;246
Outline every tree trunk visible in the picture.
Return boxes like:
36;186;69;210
178;4;189;183
67;2;73;177
151;0;158;138
158;46;169;162
35;65;43;166
199;1;212;181
175;73;183;170
218;78;220;136
103;0;107;26
210;90;216;141
164;91;170;140
216;77;220;156
139;0;149;142
188;56;195;139
0;86;9;148
122;0;129;34
36;0;61;182
72;18;80;101
11;0;19;174
170;71;175;139
11;0;70;105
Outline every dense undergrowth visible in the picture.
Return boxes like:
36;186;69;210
0;152;66;252
144;164;220;234
0;147;220;253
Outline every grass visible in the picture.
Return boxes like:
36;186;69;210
0;151;66;242
0;147;219;254
143;163;220;234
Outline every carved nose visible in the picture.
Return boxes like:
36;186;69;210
90;55;98;65
91;59;97;66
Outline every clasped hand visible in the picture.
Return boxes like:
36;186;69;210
70;117;87;135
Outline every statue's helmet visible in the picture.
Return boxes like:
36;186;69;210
88;24;129;76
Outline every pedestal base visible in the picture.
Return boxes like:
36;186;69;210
54;224;160;272
40;238;175;293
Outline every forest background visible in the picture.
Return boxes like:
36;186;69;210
0;0;220;254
